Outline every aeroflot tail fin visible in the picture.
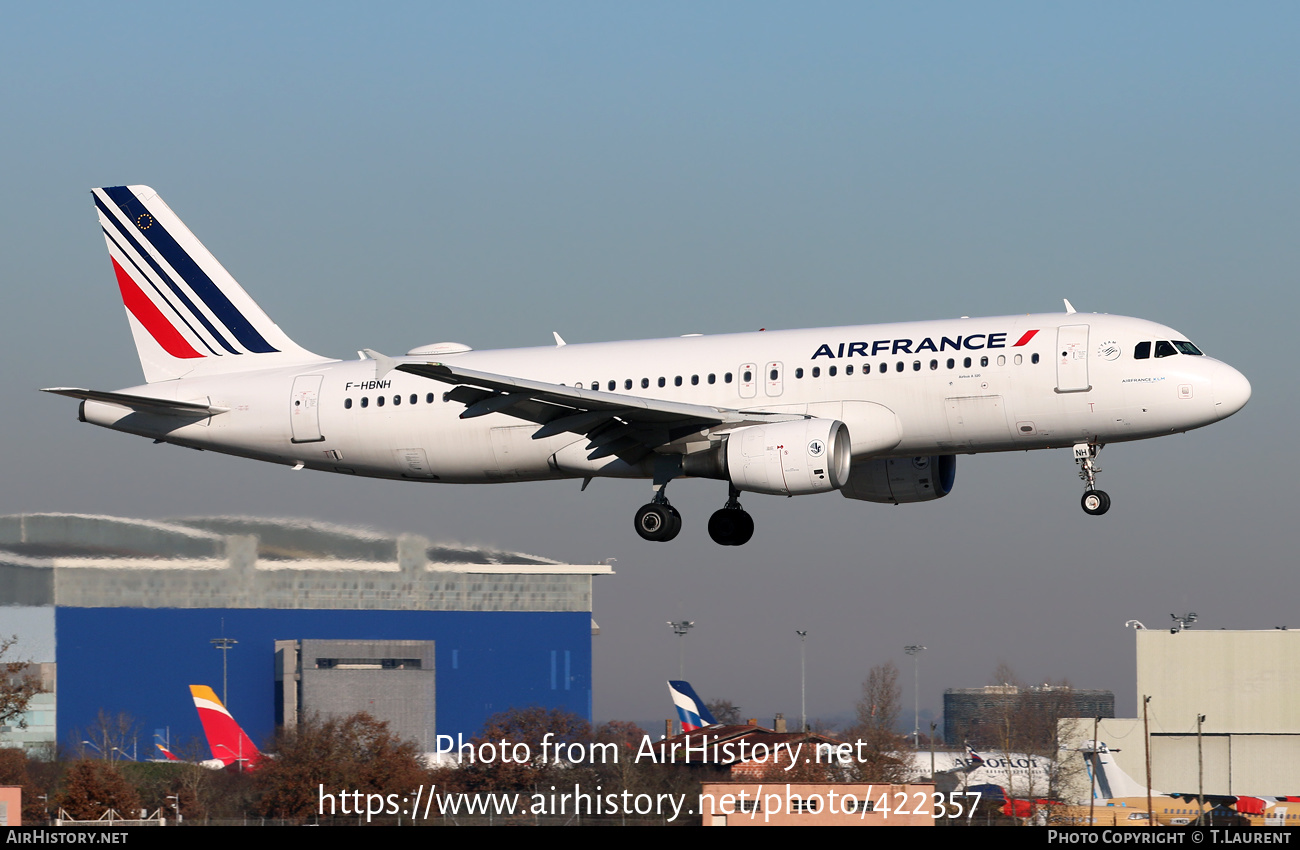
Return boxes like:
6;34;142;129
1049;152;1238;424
190;684;261;770
1081;740;1154;799
93;186;329;383
668;680;717;731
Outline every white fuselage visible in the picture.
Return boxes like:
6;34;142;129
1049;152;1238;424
79;312;1250;488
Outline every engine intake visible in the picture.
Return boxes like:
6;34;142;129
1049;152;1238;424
725;419;852;496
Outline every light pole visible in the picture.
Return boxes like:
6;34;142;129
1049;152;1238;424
667;621;694;681
797;630;808;733
211;626;238;707
1197;713;1207;826
904;645;926;749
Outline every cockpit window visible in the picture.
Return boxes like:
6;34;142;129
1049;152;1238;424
1134;342;1150;359
1174;340;1203;356
1155;341;1177;358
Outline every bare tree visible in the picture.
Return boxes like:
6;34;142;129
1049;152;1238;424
846;662;911;783
705;698;742;725
76;710;141;762
983;664;1084;817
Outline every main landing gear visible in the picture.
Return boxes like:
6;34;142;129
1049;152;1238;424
708;485;754;546
631;468;756;545
634;500;681;542
634;457;683;542
1074;442;1110;516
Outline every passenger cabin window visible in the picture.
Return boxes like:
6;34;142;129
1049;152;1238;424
980;356;988;367
609;380;616;391
708;373;717;384
658;377;666;388
964;357;972;368
675;376;683;386
344;398;352;409
795;367;804;379
641;378;650;389
725;373;733;383
845;364;853;375
410;394;417;404
376;396;385;407
828;366;837;377
691;375;699;385
1134;341;1151;359
427;393;435;403
626;379;633;390
361;397;369;408
811;367;820;378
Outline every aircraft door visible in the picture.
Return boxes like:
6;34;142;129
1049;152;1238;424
738;363;757;399
764;361;784;397
290;375;325;443
1056;324;1091;393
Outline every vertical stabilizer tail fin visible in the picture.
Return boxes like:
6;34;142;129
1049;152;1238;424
1082;741;1153;799
190;684;261;770
668;680;718;731
93;185;328;383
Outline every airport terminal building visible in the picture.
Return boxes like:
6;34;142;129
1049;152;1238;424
0;514;610;755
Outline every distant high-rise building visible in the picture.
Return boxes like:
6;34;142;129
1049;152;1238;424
943;684;1114;747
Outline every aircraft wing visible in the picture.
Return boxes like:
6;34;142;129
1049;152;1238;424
40;388;229;416
396;360;797;463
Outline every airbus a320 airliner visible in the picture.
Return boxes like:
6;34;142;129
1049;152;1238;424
45;186;1251;546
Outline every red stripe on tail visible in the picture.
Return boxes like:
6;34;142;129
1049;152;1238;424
111;257;203;359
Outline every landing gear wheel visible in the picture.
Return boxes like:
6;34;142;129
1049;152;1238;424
635;503;681;541
708;508;755;546
1081;490;1111;516
665;504;682;539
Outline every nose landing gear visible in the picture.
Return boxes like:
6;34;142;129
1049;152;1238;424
1074;443;1110;516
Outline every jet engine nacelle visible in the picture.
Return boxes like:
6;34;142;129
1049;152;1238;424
725;419;852;496
840;455;956;504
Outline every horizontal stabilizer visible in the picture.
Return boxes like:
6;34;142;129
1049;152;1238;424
41;387;228;416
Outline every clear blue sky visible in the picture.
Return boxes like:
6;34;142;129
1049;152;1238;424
1;2;1294;731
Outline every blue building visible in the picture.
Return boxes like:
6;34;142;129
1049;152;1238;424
0;514;608;756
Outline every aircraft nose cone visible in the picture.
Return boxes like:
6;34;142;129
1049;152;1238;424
1215;366;1251;420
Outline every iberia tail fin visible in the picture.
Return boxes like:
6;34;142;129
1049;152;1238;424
93;186;329;383
190;684;261;770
